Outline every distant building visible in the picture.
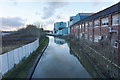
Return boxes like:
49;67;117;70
57;28;68;35
67;13;94;35
67;21;71;34
69;13;94;26
69;16;76;26
54;22;67;34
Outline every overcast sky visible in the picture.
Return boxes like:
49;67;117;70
0;0;119;31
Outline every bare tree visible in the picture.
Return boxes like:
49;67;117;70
34;21;45;29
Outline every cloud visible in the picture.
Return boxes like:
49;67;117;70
42;13;67;30
10;0;18;6
1;17;24;27
56;14;66;20
42;2;69;19
45;19;55;25
0;17;24;31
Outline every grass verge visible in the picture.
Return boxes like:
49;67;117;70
3;36;49;79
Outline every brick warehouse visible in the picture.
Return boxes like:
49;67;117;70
70;2;120;78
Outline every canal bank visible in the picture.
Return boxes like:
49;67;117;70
68;37;120;78
27;38;49;79
32;36;100;78
69;41;105;78
3;37;49;78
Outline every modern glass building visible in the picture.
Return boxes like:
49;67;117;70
54;22;67;34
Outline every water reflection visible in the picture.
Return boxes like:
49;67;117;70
32;36;100;78
54;37;65;45
69;43;101;78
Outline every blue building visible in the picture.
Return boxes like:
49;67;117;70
54;13;94;35
67;21;71;34
54;22;67;34
69;13;94;26
57;28;68;35
67;13;94;35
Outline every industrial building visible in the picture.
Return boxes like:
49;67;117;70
54;22;68;35
57;28;68;35
70;2;120;78
54;22;67;34
69;13;94;26
68;13;94;35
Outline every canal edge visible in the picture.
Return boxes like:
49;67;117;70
27;39;49;79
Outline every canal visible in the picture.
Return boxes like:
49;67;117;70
32;36;100;78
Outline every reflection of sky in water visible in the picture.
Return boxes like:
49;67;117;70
32;36;91;78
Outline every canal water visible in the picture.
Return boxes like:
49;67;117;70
32;36;99;78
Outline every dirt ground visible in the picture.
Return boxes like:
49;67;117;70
1;33;37;54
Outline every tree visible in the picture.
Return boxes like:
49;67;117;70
17;24;46;38
34;21;45;29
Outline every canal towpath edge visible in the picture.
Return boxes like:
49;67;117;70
27;38;49;79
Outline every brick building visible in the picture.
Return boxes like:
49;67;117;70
70;2;120;78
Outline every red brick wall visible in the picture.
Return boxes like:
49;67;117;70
94;18;101;39
88;21;94;42
70;12;120;78
94;27;100;37
85;22;89;40
101;27;109;37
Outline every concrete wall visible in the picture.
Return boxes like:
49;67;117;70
0;39;39;75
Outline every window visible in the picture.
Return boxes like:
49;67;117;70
82;24;84;27
85;22;88;28
98;36;102;40
90;36;93;41
112;14;120;26
80;33;82;38
111;40;118;48
101;18;109;27
79;24;82;29
89;22;93;27
94;36;99;42
94;20;100;27
85;22;88;32
85;34;88;39
113;41;118;48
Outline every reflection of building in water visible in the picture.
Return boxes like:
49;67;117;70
69;42;101;78
54;37;65;45
70;40;120;78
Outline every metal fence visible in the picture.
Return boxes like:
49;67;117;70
0;39;39;75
